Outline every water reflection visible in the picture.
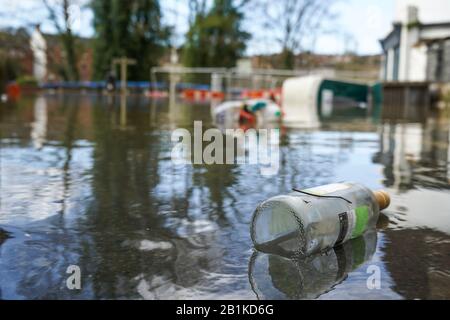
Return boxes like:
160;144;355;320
0;94;449;299
374;119;450;190
249;231;377;300
31;96;47;150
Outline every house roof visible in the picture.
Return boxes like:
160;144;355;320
420;22;450;29
380;23;402;51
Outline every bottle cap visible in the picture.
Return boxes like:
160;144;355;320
374;190;390;210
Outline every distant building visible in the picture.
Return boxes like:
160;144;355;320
380;2;450;82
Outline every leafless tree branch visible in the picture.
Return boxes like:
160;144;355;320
259;0;339;55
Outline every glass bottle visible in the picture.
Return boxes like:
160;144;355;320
250;182;389;257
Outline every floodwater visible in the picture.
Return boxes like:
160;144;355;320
0;93;449;300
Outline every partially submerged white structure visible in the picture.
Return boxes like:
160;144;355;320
282;76;323;128
282;75;370;128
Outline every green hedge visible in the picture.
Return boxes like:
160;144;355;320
16;76;38;87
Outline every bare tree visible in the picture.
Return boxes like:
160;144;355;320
188;0;208;25
260;0;338;69
42;0;81;80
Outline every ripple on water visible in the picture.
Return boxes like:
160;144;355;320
139;240;173;251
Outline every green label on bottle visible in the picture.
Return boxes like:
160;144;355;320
352;206;369;238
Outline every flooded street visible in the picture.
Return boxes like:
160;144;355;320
1;94;449;299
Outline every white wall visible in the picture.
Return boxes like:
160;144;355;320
395;0;450;23
421;27;450;41
386;49;395;81
408;44;427;81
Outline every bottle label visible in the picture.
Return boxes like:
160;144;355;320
303;183;350;196
336;212;349;245
336;205;370;245
351;206;370;238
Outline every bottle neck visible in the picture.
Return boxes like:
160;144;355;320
373;190;390;210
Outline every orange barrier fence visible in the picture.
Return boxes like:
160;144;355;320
182;89;225;100
240;89;282;103
182;88;282;103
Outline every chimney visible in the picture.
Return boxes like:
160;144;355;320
407;6;419;24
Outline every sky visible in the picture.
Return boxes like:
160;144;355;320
314;0;395;55
0;0;396;55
